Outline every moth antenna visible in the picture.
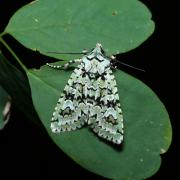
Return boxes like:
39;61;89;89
46;49;89;55
111;56;145;72
118;61;145;72
46;52;86;55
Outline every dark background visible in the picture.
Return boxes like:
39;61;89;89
0;0;179;179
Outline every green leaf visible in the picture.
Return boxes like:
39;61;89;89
5;0;154;59
0;53;39;122
0;86;9;130
1;0;170;178
27;66;172;179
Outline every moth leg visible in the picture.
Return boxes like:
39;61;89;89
109;56;117;69
110;62;117;70
46;59;82;70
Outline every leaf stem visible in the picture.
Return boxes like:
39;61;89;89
0;36;27;71
0;32;6;37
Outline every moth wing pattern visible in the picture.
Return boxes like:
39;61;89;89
51;64;87;132
89;67;124;144
49;43;124;145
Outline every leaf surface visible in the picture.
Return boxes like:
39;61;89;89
5;0;154;59
27;66;172;179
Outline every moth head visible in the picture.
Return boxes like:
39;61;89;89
85;43;106;60
93;43;105;55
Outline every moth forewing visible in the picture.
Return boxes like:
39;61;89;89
49;43;124;145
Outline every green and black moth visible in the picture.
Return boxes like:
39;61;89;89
47;43;124;144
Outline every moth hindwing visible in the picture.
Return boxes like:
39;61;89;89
49;43;124;145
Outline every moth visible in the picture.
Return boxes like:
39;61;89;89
47;43;124;144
